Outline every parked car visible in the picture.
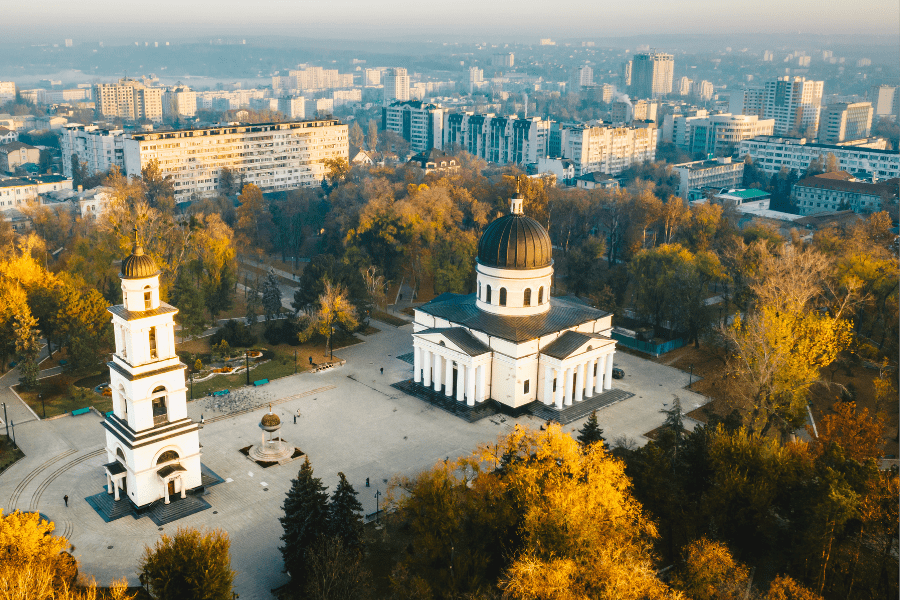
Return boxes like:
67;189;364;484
612;367;625;379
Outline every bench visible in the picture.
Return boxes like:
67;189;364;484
105;411;114;418
253;379;269;387
71;407;91;416
211;390;230;397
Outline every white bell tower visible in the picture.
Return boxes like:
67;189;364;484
101;229;202;509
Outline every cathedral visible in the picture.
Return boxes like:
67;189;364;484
101;232;203;510
411;197;618;412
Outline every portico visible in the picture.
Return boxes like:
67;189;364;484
538;331;616;409
413;329;492;406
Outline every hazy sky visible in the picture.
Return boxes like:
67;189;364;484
3;0;899;42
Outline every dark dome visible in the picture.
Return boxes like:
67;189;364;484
261;412;281;428
121;244;159;279
477;213;552;270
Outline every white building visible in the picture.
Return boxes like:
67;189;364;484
60;125;126;178
557;123;658;176
677;76;692;97
364;69;382;87
0;175;73;210
0;127;17;144
123;119;348;201
163;86;197;118
444;112;551;165
277;96;306;119
761;76;824;137
0;81;16;104
383;101;447;154
869;85;896;116
819;102;873;144
276;67;354;93
383;68;410;106
94;78;164;122
630;52;674;99
793;172;898;216
304;98;333;117
332;89;362;108
673;157;745;198
680;113;775;157
492;53;515;68
102;237;203;509
739;136;899;179
76;185;113;218
411;197;618;412
691;80;714;102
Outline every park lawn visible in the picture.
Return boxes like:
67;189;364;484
371;310;408;327
15;372;113;419
0;436;25;475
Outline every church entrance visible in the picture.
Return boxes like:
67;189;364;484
167;480;176;496
452;367;458;397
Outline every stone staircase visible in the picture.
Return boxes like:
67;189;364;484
392;379;500;423
86;490;135;523
530;389;634;425
148;494;212;526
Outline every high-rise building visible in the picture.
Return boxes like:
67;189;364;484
763;50;774;62
60;125;127;178
383;68;410;106
610;100;657;124
691;80;714;102
575;66;593;89
630;52;674;99
677;76;692;96
275;67;354;92
730;86;766;118
763;76;824;137
444;113;550;165
620;61;632;89
277;97;306;119
163;86;196;118
93;78;164;122
469;67;484;85
364;68;381;87
870;85;896;116
382;101;446;154
0;81;15;104
819;102;873;144
557;123;658;176
492;53;514;68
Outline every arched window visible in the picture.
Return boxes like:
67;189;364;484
499;288;507;306
538;286;544;304
486;285;492;304
151;386;167;426
143;285;152;310
157;450;179;465
116;447;126;461
523;288;532;306
149;327;158;359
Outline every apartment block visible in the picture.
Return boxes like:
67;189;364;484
0;82;17;104
763;76;824;136
163;86;197;118
383;101;446;154
793;172;898;216
305;98;334;117
444;113;550;166
691;80;714;102
492;53;514;68
682;113;775;157
277;97;306;119
60;125;127;178
332;89;362;107
673;157;745;198
630;52;674;99
364;69;382;87
383;68;410;106
275;67;354;92
819;102;873;144
93;78;164;121
869;85;896;116
677;76;692;97
0;175;73;210
123;120;348;201
556;123;658;176
739;136;899;179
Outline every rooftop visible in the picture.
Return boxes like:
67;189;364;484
795;173;899;197
0;141;39;153
717;189;770;200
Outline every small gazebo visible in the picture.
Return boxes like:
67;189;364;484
248;405;293;462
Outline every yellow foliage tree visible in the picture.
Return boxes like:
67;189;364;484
809;401;885;463
670;537;750;600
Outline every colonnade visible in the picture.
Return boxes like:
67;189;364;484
542;351;615;410
413;346;487;407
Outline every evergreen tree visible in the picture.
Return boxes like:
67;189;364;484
261;270;282;322
245;281;261;326
327;472;364;553
576;410;606;447
661;396;686;452
280;457;330;590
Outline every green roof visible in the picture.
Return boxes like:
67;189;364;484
721;189;769;200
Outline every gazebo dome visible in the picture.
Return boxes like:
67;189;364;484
476;198;552;270
260;407;281;431
121;231;159;280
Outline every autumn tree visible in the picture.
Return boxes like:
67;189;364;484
235;184;273;251
808;401;885;463
366;120;378;152
348;122;364;148
138;527;234;600
299;281;359;358
141;159;176;212
670;537;751;600
303;537;372;600
14;309;40;388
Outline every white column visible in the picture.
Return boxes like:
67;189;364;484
477;364;487;402
107;472;113;495
444;358;454;396
543;365;553;405
413;346;422;382
180;476;186;499
574;363;584;403
554;368;563;409
114;478;120;501
456;363;466;402
423;351;432;387
585;358;595;398
163;479;170;504
564;367;574;407
466;365;476;407
595;355;606;394
605;351;614;390
433;353;443;393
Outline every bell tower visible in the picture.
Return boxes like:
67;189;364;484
101;229;203;509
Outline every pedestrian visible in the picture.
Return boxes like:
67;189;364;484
308;356;313;365
399;293;403;301
64;495;68;507
293;415;296;424
380;367;384;375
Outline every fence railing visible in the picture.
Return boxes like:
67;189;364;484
611;332;685;357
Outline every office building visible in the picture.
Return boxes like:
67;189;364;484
444;113;550;165
630;52;674;99
123;120;347;201
163;86;197;118
680;113;775;157
869;85;896;116
793;172;898;216
819;102;873;144
383;101;447;154
673;157;745;198
383;68;410;106
93;78;164;122
492;53;514;68
0;82;15;104
739;136;899;179
556;123;658;176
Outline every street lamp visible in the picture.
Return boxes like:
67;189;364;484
189;372;194;401
39;393;45;419
374;489;382;523
245;351;250;386
294;350;297;374
330;324;334;361
689;364;694;387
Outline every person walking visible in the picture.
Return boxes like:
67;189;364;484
63;495;68;507
380;367;384;375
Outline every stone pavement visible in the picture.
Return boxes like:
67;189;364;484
0;319;708;599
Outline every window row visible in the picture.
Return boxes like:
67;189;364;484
479;282;545;307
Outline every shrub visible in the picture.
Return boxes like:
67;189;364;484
211;320;257;348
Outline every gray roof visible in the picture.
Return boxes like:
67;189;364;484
417;327;491;356
107;303;177;322
157;463;187;478
103;461;127;476
417;293;609;344
541;330;611;359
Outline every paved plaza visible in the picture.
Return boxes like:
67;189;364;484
0;320;708;599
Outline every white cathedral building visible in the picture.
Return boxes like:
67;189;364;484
101;234;202;509
412;197;618;411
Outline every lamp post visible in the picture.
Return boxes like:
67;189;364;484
689;364;694;387
245;351;250;386
330;324;334;361
294;350;297;374
39;393;45;419
2;403;7;438
10;419;15;449
189;372;194;401
374;489;381;523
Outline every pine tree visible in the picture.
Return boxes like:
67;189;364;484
661;396;686;450
279;457;329;589
261;270;283;322
576;410;606;447
327;472;364;553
